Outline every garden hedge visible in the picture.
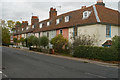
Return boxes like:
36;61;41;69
73;46;119;61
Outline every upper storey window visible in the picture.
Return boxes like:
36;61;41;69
56;19;60;25
65;16;70;22
47;21;51;26
83;11;92;19
32;25;34;28
39;23;43;28
106;25;111;37
22;28;24;31
26;26;29;30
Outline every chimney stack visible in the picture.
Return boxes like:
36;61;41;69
22;21;28;28
31;16;39;28
49;7;57;19
81;6;86;9
96;0;105;6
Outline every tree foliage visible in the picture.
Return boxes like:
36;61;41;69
39;36;49;48
50;34;68;52
2;27;10;44
27;35;35;47
7;20;15;29
13;38;17;44
32;36;39;47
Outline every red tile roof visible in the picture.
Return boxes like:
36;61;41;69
33;4;120;33
15;3;120;35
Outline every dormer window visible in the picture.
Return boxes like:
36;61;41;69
65;16;70;22
39;23;42;28
47;21;50;26
32;25;34;28
56;19;60;25
26;27;29;30
83;11;92;19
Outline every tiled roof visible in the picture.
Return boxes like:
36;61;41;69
33;5;97;33
14;3;120;34
33;4;120;33
95;5;120;25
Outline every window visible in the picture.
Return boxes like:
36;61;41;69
22;28;24;31
32;25;34;28
83;11;92;19
47;21;50;26
47;32;49;37
39;23;42;28
73;26;77;39
59;29;63;35
26;27;29;30
56;19;60;25
11;36;13;40
106;25;111;37
65;16;70;22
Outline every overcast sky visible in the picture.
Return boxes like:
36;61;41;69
0;0;119;24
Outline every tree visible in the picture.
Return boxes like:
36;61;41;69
39;36;49;48
13;38;17;45
50;34;68;52
19;37;25;46
27;35;35;47
2;27;10;45
7;20;15;30
32;36;39;48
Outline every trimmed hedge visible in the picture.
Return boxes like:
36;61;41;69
73;46;119;61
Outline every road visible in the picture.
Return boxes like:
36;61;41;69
2;47;118;78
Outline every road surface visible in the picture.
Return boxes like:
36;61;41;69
2;47;118;78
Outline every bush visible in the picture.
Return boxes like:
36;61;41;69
72;34;96;50
73;46;119;61
50;34;68;53
111;36;120;51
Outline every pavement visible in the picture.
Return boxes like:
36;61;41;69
0;46;2;80
2;46;119;78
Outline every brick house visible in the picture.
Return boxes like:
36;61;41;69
13;0;120;47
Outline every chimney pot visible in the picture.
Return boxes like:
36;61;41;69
96;0;105;6
81;6;86;9
97;0;103;3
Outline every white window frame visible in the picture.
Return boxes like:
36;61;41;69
39;23;42;28
47;21;50;26
26;27;29;30
56;19;60;25
83;11;92;19
22;28;24;31
32;25;34;28
65;16;70;22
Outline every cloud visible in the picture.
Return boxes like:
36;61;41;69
1;1;119;25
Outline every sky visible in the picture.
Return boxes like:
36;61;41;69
0;0;120;25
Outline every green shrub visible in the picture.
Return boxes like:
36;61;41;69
50;34;68;53
73;46;119;61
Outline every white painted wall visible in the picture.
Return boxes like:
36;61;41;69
35;33;39;38
49;30;56;40
68;27;74;43
77;24;120;46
